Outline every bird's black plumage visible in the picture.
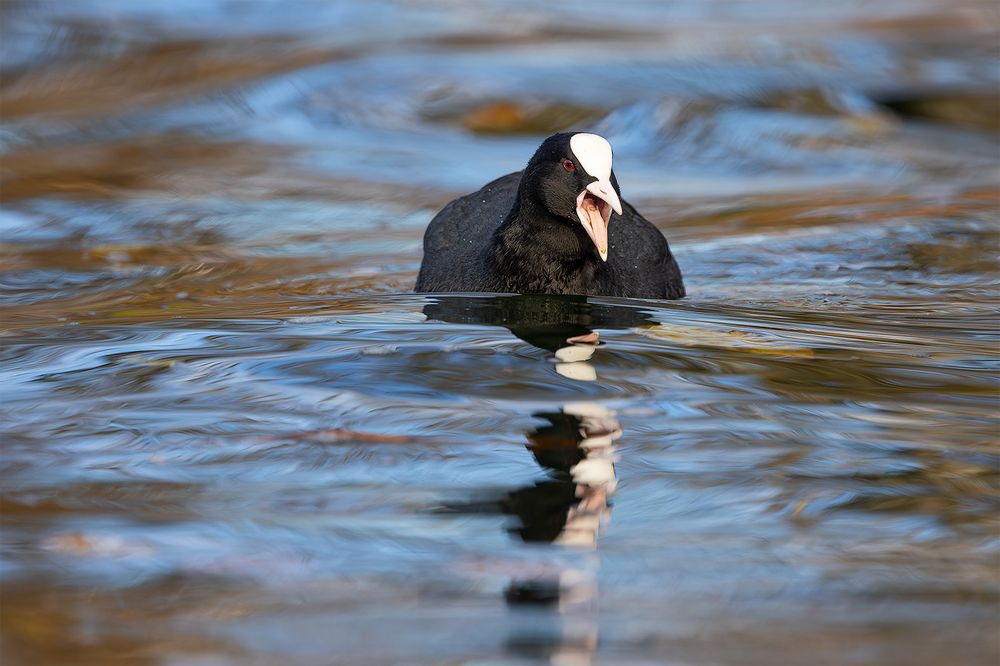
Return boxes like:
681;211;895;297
415;132;684;299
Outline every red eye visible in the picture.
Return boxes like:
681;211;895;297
562;159;575;172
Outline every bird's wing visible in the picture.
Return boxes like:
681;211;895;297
417;172;521;291
422;172;521;256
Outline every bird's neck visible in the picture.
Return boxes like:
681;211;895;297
489;198;601;295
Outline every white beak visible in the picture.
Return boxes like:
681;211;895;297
575;179;622;262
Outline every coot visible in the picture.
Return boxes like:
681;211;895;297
415;132;684;299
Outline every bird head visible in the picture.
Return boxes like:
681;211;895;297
522;132;623;262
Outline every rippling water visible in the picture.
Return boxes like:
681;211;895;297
2;1;999;665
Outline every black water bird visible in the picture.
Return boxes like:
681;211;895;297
416;132;684;299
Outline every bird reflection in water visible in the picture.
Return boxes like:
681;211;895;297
424;295;636;663
422;293;655;383
504;404;621;552
503;403;621;665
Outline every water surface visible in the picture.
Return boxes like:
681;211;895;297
1;1;998;664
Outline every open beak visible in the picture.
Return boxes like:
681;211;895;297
576;179;622;262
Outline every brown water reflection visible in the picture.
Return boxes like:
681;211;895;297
2;1;999;665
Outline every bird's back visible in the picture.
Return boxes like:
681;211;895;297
415;172;521;293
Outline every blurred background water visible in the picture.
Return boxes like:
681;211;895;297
1;1;999;664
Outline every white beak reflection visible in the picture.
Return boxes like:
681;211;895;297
553;402;621;548
554;331;600;381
